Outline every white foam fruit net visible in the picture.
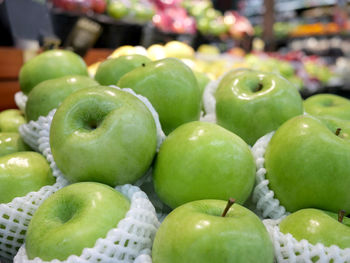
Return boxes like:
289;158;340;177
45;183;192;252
200;75;219;123
263;219;350;263
251;132;288;219
14;92;27;113
0;110;68;261
14;184;161;263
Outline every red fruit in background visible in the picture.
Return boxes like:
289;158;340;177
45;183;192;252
92;0;107;13
153;12;172;32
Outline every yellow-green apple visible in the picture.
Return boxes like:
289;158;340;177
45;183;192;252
118;58;201;134
153;121;255;209
152;199;274;263
0;133;31;157
0;152;55;203
25;75;98;121
50;86;157;186
164;41;195;59
107;1;129;19
215;69;304;145
25;182;130;261
304;94;350;121
279;208;350;249
19;50;88;94
265;115;350;213
94;55;151;86
0;109;26;132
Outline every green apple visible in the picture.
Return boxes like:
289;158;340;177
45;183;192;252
0;132;31;157
0;109;26;132
25;75;98;122
207;20;228;36
152;199;274;263
279;208;350;249
197;17;210;34
265;115;350;213
215;69;304;145
107;1;129;19
153;121;255;209
118;58;201;135
133;3;154;21
94;55;151;86
0;151;55;204
19;50;88;94
50;86;157;186
25;182;130;261
304;94;350;121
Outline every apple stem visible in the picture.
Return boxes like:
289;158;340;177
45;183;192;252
142;63;146;67
338;210;346;223
221;198;235;217
336;128;341;136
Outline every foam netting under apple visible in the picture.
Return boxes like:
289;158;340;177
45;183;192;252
0;110;68;261
250;132;289;219
14;184;160;263
262;218;350;262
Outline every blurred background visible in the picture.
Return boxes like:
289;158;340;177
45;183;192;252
0;0;349;110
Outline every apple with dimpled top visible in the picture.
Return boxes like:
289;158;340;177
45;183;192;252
50;86;157;186
215;69;304;145
25;182;130;261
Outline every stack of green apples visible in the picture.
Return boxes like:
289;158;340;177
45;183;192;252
249;92;350;261
4;47;350;263
0;108;58;260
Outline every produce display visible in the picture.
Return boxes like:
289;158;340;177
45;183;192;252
0;42;349;263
